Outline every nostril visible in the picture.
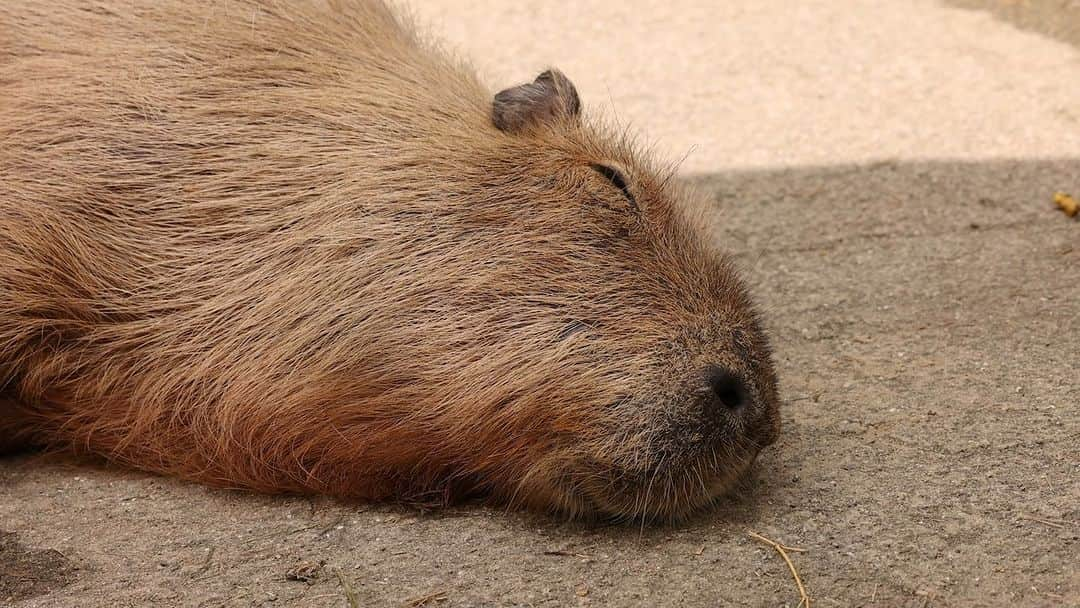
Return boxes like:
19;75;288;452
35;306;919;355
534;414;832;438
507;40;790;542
704;367;748;412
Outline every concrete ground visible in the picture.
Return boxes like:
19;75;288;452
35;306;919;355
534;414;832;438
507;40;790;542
3;1;1078;607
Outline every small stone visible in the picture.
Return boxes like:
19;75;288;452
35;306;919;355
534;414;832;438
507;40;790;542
285;561;323;584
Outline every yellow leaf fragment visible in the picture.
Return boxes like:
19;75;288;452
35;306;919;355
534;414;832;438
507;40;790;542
1054;192;1078;218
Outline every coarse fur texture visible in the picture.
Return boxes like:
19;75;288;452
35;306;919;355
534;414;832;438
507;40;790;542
0;0;780;521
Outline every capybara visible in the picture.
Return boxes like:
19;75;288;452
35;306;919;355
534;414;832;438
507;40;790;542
0;0;780;520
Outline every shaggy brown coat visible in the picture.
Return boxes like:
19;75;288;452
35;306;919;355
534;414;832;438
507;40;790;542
0;0;780;520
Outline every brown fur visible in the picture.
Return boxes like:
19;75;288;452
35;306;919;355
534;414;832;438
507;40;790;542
0;0;780;520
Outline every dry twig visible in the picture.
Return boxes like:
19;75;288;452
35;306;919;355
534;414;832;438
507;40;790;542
404;589;448;607
748;530;810;608
335;568;360;608
1019;514;1071;529
542;549;592;559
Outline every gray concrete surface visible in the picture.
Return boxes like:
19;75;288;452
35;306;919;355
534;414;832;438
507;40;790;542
3;1;1079;607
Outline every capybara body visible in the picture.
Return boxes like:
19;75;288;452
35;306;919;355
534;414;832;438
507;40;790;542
0;0;780;519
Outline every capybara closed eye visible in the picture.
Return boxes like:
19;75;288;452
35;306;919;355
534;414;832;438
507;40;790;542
0;0;780;520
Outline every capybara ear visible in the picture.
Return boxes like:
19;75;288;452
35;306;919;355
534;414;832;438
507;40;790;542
492;69;581;133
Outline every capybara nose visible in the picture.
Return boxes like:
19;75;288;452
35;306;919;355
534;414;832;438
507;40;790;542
701;366;750;420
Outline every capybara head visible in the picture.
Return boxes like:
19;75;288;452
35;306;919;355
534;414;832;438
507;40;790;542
466;70;781;519
0;0;778;522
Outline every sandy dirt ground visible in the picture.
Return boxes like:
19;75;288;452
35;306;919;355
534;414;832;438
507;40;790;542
2;1;1078;607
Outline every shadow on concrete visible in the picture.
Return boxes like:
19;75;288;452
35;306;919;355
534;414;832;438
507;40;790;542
943;0;1080;50
2;156;1078;607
